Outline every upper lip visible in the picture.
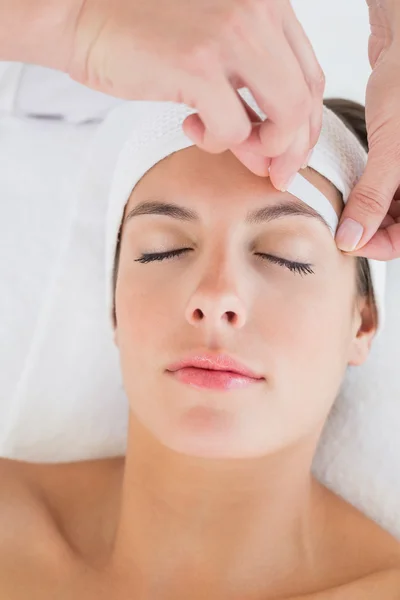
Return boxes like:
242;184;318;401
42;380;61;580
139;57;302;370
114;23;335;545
166;352;264;380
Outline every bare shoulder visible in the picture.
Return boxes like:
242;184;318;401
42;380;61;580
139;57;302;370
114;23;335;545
313;481;400;596
337;568;400;598
0;455;123;598
304;569;400;599
0;458;78;598
331;490;400;567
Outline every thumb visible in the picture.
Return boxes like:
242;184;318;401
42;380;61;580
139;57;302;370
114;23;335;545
335;150;400;252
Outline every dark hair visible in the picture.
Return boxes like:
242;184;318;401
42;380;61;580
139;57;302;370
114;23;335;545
112;99;374;325
323;98;372;301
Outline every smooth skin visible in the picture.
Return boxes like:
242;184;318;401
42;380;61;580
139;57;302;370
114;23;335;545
0;147;400;598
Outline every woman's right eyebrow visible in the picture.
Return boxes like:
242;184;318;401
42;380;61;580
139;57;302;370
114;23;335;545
125;200;197;223
124;199;330;230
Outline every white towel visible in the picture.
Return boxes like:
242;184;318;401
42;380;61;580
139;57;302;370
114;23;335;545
0;62;122;122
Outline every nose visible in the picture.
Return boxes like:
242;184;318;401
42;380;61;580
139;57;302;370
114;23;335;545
185;265;247;329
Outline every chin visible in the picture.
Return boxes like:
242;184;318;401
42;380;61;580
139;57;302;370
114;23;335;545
156;407;272;459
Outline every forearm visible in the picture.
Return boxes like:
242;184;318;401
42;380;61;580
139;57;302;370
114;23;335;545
0;0;83;71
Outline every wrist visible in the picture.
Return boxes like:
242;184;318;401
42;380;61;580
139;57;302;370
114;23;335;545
0;0;84;71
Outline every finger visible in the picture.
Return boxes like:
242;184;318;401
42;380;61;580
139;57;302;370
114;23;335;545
182;78;251;152
183;114;225;154
229;82;309;169
246;73;311;160
388;198;400;219
268;123;310;191
380;214;396;228
345;222;400;260
229;93;311;184
335;152;400;252
229;99;271;176
232;28;312;157
230;147;271;177
282;4;325;148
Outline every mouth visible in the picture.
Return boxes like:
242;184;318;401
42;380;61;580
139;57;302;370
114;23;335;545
166;353;265;391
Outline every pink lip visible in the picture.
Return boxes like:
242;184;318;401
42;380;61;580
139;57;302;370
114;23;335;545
166;353;264;391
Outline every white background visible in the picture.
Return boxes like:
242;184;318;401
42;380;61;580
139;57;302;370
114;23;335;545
293;0;371;103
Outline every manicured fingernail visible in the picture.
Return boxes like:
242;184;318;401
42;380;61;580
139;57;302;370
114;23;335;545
279;174;296;193
336;218;364;251
301;149;314;169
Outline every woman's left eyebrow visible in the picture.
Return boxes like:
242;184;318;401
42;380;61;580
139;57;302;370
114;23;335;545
124;199;330;230
246;201;330;229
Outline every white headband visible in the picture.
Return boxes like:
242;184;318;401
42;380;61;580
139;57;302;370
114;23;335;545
105;89;386;331
287;175;338;233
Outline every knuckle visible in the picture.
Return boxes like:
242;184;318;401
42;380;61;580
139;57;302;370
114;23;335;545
260;128;291;157
227;123;251;145
211;119;250;146
354;185;388;216
183;42;219;79
199;138;225;153
283;93;312;126
308;68;326;96
226;0;279;33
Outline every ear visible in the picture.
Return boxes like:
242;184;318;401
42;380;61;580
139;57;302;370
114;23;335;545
348;297;377;367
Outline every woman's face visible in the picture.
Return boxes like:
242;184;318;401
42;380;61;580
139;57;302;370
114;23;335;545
114;147;375;459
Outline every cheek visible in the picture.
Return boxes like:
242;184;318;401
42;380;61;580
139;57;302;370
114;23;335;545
115;267;181;364
254;270;356;376
251;271;356;430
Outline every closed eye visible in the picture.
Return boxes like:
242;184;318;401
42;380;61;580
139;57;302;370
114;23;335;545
135;248;314;276
255;253;314;276
135;248;193;263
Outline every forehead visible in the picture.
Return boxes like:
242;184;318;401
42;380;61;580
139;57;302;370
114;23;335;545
125;146;343;217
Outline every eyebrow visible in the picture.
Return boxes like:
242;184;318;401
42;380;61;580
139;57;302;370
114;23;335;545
124;199;331;229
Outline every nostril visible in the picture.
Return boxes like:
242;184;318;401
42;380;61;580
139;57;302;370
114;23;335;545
225;311;236;323
193;308;204;321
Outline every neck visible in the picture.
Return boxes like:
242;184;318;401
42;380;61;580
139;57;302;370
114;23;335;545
107;416;325;598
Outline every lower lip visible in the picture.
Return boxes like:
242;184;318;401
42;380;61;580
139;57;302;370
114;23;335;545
169;367;262;390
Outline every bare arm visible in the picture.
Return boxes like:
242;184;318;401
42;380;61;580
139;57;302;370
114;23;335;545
0;0;81;70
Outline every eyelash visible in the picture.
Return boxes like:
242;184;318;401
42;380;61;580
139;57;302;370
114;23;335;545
135;248;192;263
254;253;314;276
135;248;314;276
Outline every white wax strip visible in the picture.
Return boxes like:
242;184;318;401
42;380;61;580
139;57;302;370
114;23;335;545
287;173;339;235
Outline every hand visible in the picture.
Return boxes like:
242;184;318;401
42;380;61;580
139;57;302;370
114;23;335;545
336;0;400;259
68;0;325;190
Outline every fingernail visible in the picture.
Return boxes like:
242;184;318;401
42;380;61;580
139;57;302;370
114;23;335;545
278;174;296;193
301;149;314;169
336;218;364;251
